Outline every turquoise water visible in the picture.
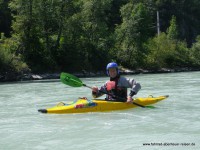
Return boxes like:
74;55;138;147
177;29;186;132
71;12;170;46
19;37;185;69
0;72;199;150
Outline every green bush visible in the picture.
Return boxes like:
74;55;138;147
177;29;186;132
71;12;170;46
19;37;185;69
145;33;174;69
145;32;190;69
0;37;29;74
190;36;200;66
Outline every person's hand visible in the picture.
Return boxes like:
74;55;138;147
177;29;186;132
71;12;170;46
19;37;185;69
92;86;98;93
126;96;133;104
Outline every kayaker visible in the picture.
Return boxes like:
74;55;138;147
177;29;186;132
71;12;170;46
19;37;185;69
92;62;141;103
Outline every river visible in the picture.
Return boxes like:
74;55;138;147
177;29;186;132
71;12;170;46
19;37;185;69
0;72;199;150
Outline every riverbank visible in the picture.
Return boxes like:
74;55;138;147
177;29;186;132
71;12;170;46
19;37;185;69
1;67;200;82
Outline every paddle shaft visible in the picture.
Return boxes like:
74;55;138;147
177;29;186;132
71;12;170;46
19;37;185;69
82;84;93;89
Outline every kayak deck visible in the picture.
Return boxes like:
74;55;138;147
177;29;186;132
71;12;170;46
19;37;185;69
38;95;169;114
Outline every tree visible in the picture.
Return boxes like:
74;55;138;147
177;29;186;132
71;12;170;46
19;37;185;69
1;0;200;76
9;0;71;72
0;0;12;37
68;0;113;71
154;0;200;47
167;15;178;40
115;2;154;68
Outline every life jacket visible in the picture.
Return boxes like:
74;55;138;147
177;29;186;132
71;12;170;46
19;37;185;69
106;75;127;101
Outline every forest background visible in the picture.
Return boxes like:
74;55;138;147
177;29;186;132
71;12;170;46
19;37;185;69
1;0;200;80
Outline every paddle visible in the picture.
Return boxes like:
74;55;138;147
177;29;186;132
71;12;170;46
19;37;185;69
60;72;155;108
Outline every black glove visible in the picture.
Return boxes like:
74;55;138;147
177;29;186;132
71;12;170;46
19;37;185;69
129;90;136;97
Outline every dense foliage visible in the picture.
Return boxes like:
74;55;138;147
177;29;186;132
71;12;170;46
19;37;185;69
1;0;200;75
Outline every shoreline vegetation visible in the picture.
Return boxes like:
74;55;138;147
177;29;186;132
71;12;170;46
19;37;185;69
1;67;199;82
1;1;200;82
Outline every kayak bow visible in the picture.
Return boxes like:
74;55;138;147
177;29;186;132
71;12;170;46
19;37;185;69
38;95;169;114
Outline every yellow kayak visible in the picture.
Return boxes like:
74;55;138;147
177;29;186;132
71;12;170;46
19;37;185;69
38;95;168;114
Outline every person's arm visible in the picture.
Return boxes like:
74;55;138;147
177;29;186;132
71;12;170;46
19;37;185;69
128;78;141;97
121;77;141;103
92;85;106;98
